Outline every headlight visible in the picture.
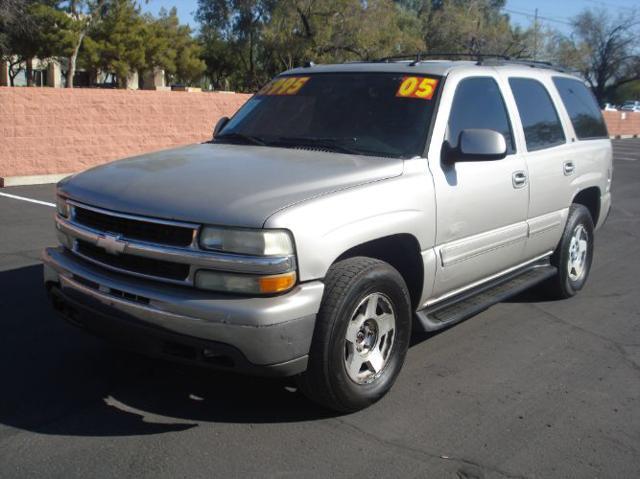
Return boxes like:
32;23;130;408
195;270;297;294
56;195;69;218
199;227;294;256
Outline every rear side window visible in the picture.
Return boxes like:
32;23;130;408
553;77;608;140
447;77;515;154
509;78;565;151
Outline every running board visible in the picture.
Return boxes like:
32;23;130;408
415;263;557;332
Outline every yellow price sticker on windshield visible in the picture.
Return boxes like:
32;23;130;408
396;76;438;100
258;76;310;96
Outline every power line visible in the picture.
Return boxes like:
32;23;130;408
503;8;573;26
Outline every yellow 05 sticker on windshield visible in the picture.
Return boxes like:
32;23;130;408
396;76;438;100
258;76;310;96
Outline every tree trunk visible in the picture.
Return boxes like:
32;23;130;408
8;60;21;86
67;32;85;88
66;57;75;88
25;58;33;86
248;29;255;88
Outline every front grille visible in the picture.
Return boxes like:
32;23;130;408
76;240;190;281
72;274;150;305
74;207;195;247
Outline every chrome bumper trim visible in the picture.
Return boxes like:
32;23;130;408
56;215;296;281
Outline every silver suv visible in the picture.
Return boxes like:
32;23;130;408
43;59;613;411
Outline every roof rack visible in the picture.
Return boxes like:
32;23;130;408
375;52;509;65
374;52;570;72
480;57;572;73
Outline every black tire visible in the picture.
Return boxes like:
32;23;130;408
544;204;595;299
297;257;412;412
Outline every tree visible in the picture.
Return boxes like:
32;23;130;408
199;26;241;90
172;24;206;85
417;0;529;57
61;0;108;88
554;9;640;104
142;8;178;81
2;1;108;87
0;0;45;85
28;2;82;85
612;80;640;104
83;0;146;88
196;0;276;91
263;0;423;73
143;8;205;86
0;0;33;57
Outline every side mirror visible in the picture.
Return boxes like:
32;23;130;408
213;116;229;138
447;129;507;162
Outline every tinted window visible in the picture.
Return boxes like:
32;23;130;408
553;77;608;139
447;77;515;154
509;78;565;151
217;73;441;159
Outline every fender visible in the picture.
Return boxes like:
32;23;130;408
264;158;437;285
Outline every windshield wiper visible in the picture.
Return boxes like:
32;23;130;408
214;132;268;146
269;136;361;155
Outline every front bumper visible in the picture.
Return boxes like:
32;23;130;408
42;247;324;377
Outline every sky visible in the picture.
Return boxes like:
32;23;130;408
140;0;639;33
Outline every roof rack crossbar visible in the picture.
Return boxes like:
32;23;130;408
374;51;569;73
376;52;510;64
479;58;571;73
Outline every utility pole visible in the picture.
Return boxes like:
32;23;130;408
533;8;539;61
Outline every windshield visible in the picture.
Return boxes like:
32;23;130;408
215;73;441;159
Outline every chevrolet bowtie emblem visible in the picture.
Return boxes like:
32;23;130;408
96;233;127;255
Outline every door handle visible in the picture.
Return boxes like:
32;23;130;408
563;161;575;175
512;171;527;189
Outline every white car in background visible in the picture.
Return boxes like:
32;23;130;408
620;101;640;112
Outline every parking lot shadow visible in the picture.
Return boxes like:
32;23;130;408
0;264;333;438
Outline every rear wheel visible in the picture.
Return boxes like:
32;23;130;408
544;204;594;299
297;257;412;412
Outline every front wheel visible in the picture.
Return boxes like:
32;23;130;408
544;204;595;299
297;257;412;412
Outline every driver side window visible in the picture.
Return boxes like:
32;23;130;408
447;77;515;154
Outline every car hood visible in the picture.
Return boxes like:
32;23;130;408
59;143;404;227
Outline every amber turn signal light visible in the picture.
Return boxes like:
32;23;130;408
258;271;297;294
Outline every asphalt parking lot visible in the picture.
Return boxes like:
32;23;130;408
1;139;639;478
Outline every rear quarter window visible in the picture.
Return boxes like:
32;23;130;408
509;78;565;151
552;77;608;140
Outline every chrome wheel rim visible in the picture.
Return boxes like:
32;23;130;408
344;293;396;384
568;224;589;282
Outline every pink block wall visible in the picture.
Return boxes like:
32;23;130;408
602;110;640;138
0;87;250;180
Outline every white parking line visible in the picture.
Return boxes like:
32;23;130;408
616;158;638;161
0;192;55;207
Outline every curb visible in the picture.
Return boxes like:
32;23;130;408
0;173;73;188
609;134;639;139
